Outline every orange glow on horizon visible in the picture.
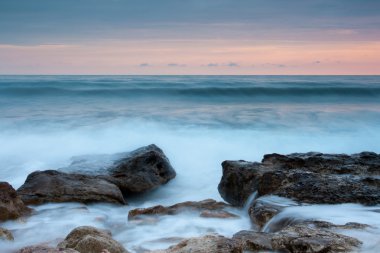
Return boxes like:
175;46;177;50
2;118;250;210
0;40;379;75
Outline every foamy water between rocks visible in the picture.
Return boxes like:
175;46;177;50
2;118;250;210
1;76;380;252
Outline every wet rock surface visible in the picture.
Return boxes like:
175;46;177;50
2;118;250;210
234;222;362;253
106;144;176;193
150;235;242;253
219;152;380;206
16;145;176;205
0;182;32;221
128;199;238;220
57;226;129;253
17;245;79;253
0;227;14;241
17;170;126;205
249;196;298;229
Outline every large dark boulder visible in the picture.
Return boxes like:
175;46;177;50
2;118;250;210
17;145;176;205
63;144;176;194
218;152;380;207
17;170;125;205
0;182;32;221
105;144;176;193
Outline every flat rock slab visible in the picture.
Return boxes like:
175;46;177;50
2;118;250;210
128;199;238;220
150;235;242;253
233;222;362;253
17;246;79;253
0;182;32;221
218;152;380;207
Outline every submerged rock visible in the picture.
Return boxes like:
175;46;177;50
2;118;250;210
0;182;32;221
218;152;380;207
0;227;14;241
58;226;128;253
128;199;237;220
249;196;298;228
234;222;362;253
17;145;176;205
17;170;126;205
151;235;242;253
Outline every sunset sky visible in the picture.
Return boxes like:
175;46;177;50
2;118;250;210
0;0;379;75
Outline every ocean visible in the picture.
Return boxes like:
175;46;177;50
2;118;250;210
1;75;380;252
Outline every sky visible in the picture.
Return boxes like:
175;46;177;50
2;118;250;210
0;0;379;75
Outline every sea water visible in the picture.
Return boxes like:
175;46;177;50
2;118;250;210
0;75;380;252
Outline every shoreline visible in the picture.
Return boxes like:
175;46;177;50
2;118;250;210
1;146;380;252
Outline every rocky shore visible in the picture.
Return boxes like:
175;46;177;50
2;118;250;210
1;146;380;253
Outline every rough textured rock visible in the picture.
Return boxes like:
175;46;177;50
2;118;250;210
0;182;32;221
17;170;125;205
151;235;242;253
218;152;380;206
20;246;79;253
218;160;262;207
0;227;14;241
128;199;237;220
18;245;79;253
233;230;273;251
17;145;176;205
234;223;362;253
58;226;128;253
271;224;362;253
106;144;176;193
17;245;80;253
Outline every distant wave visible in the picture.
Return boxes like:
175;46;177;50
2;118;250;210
1;86;380;98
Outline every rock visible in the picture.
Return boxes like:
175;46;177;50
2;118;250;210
218;160;263;207
249;196;298;228
0;182;32;221
271;223;362;253
17;170;125;205
199;210;238;219
232;231;272;251
17;145;176;205
18;245;79;253
218;152;380;206
106;144;176;193
305;220;370;230
264;217;370;234
151;235;242;253
128;199;237;220
0;227;14;241
234;223;362;253
58;226;128;253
